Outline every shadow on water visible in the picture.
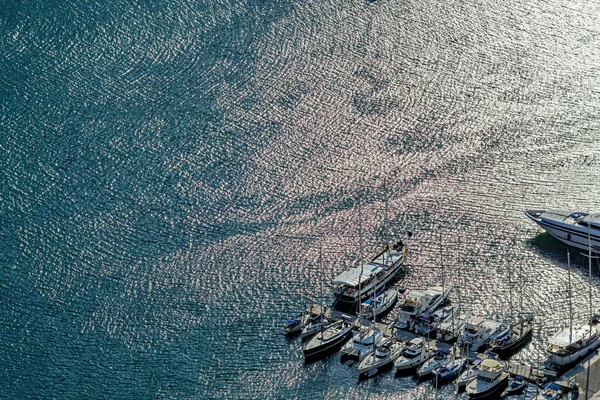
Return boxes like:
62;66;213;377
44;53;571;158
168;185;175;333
526;232;600;274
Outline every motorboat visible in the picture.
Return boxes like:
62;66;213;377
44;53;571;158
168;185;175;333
417;348;452;378
284;312;305;335
332;239;409;314
357;337;405;379
465;359;509;399
456;359;481;390
546;315;600;367
459;316;507;352
359;288;398;320
530;382;578;400
505;375;526;396
437;313;467;342
432;357;466;385
489;314;534;357
394;337;431;372
415;304;460;337
300;313;327;341
395;285;453;330
340;325;384;362
303;320;353;361
525;210;600;253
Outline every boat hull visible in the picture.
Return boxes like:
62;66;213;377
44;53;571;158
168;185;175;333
547;338;600;367
467;376;508;399
525;210;600;253
303;329;353;361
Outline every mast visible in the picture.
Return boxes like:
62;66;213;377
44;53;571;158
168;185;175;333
320;246;324;339
568;250;573;343
588;220;593;327
439;230;445;302
358;205;364;316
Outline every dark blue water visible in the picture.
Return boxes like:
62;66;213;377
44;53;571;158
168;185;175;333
2;0;600;398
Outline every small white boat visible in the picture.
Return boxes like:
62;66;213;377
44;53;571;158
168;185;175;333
394;337;431;372
300;313;327;341
303;320;353;360
530;382;578;400
357;338;405;379
395;285;453;330
359;288;398;320
459;316;507;352
456;359;481;390
465;359;509;399
284;312;305;335
505;375;526;395
340;325;384;361
417;347;453;378
432;357;466;385
437;313;467;342
415;304;460;336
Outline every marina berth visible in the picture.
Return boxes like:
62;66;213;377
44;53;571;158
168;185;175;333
465;359;509;399
546;315;600;367
525;209;600;253
332;239;408;314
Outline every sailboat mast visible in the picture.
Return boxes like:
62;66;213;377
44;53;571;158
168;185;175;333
358;205;364;315
320;246;324;338
588;221;593;324
439;231;445;300
568;250;573;343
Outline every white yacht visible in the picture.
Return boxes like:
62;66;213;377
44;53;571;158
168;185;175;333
395;286;453;330
357;337;405;379
332;240;408;314
437;313;467;342
340;325;384;362
415;304;460;336
465;359;509;399
394;337;431;372
458;317;507;352
525;210;600;253
546;315;600;367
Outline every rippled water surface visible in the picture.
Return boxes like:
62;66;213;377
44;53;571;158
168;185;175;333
2;0;600;398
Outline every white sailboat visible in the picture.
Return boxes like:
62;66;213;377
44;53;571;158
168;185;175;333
546;239;600;367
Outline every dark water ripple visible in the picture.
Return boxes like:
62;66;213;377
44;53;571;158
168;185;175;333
2;0;600;398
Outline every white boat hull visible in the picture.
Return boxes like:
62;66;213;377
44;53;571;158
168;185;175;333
525;210;600;253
